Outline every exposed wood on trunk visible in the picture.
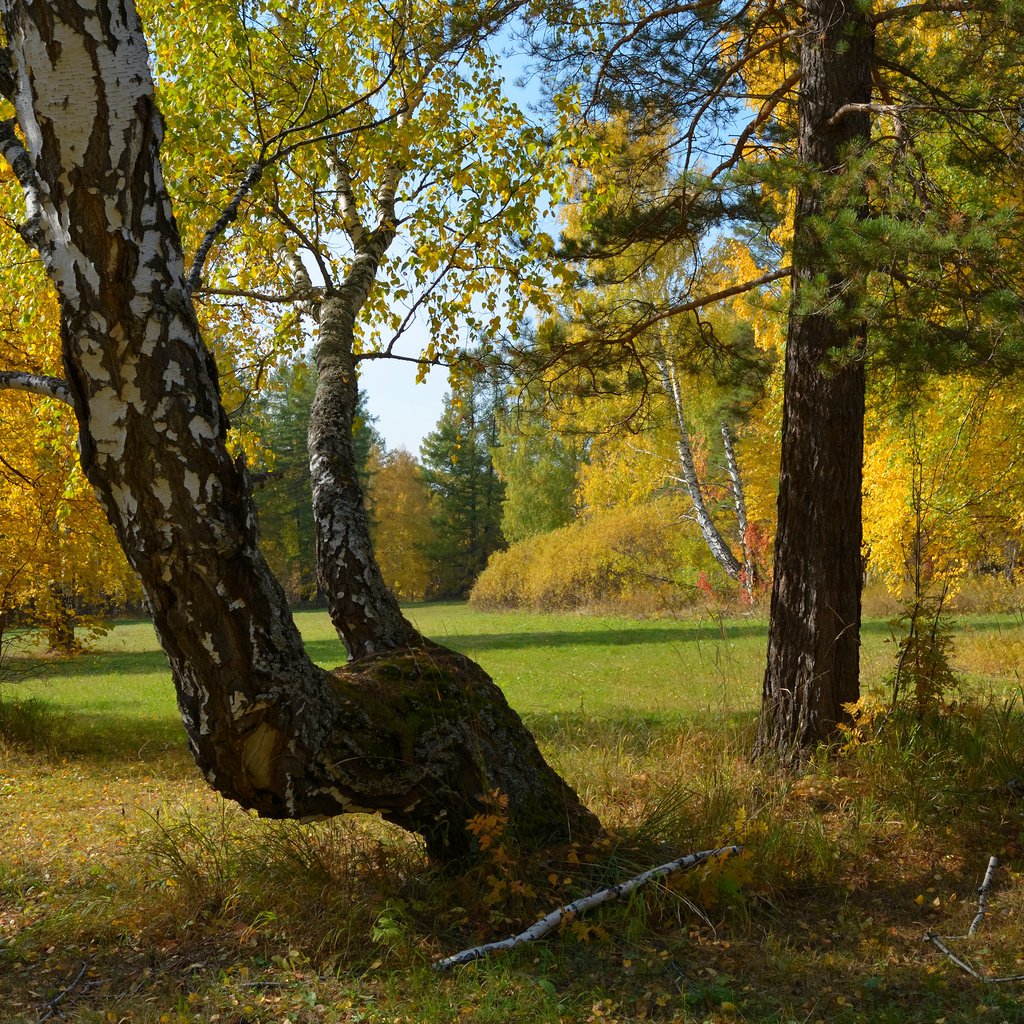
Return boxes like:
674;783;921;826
0;0;599;862
757;0;873;759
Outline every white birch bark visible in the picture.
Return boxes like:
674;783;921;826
721;421;756;597
656;351;743;581
0;0;599;861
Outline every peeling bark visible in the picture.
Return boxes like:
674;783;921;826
0;0;598;861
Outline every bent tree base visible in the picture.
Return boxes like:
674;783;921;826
213;641;600;862
0;0;598;863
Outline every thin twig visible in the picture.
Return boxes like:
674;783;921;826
433;845;741;971
38;960;90;1022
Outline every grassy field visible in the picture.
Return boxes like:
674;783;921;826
3;604;1024;1023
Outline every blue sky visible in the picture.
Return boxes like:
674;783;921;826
359;349;450;454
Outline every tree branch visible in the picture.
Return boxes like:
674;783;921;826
0;370;72;405
434;846;742;970
184;98;405;293
355;350;449;369
969;854;999;938
708;70;801;181
0;450;38;489
0;118;48;247
197;286;319;305
923;856;1024;984
872;1;971;25
828;100;1011;128
591;0;742;110
683;29;801;171
330;155;366;246
596;267;791;347
186;162;265;294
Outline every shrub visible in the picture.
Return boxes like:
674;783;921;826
470;499;734;614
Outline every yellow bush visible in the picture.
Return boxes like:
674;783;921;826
470;498;734;613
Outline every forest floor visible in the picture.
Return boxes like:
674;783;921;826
3;604;1024;1023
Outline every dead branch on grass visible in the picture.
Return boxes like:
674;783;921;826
38;960;90;1022
434;845;742;971
924;856;1024;984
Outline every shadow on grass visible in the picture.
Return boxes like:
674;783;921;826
520;707;760;750
12;647;172;680
427;622;768;652
0;693;186;764
305;623;771;666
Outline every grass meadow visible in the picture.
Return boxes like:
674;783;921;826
4;603;1024;1023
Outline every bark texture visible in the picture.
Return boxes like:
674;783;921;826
757;0;873;758
0;0;598;861
310;291;420;658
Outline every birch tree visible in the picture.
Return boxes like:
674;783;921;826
0;0;597;861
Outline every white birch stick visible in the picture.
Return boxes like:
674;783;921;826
433;845;742;971
924;855;1024;983
923;932;987;981
968;855;999;937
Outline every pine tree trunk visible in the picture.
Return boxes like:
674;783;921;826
0;0;599;861
756;0;873;759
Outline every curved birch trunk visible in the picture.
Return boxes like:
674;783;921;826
720;421;756;599
0;0;598;861
656;354;744;581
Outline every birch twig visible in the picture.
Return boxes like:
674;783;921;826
433;845;742;971
923;855;1024;984
969;855;999;937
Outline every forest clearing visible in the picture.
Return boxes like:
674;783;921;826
4;0;1024;1021
4;604;1024;1024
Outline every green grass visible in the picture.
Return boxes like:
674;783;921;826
6;603;1021;751
4;604;1024;1024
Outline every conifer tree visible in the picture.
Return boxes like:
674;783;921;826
421;369;507;596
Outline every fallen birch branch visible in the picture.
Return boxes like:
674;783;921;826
434;845;742;971
924;855;1024;984
969;855;999;937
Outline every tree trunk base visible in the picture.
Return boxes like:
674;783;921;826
206;640;601;865
328;642;602;863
